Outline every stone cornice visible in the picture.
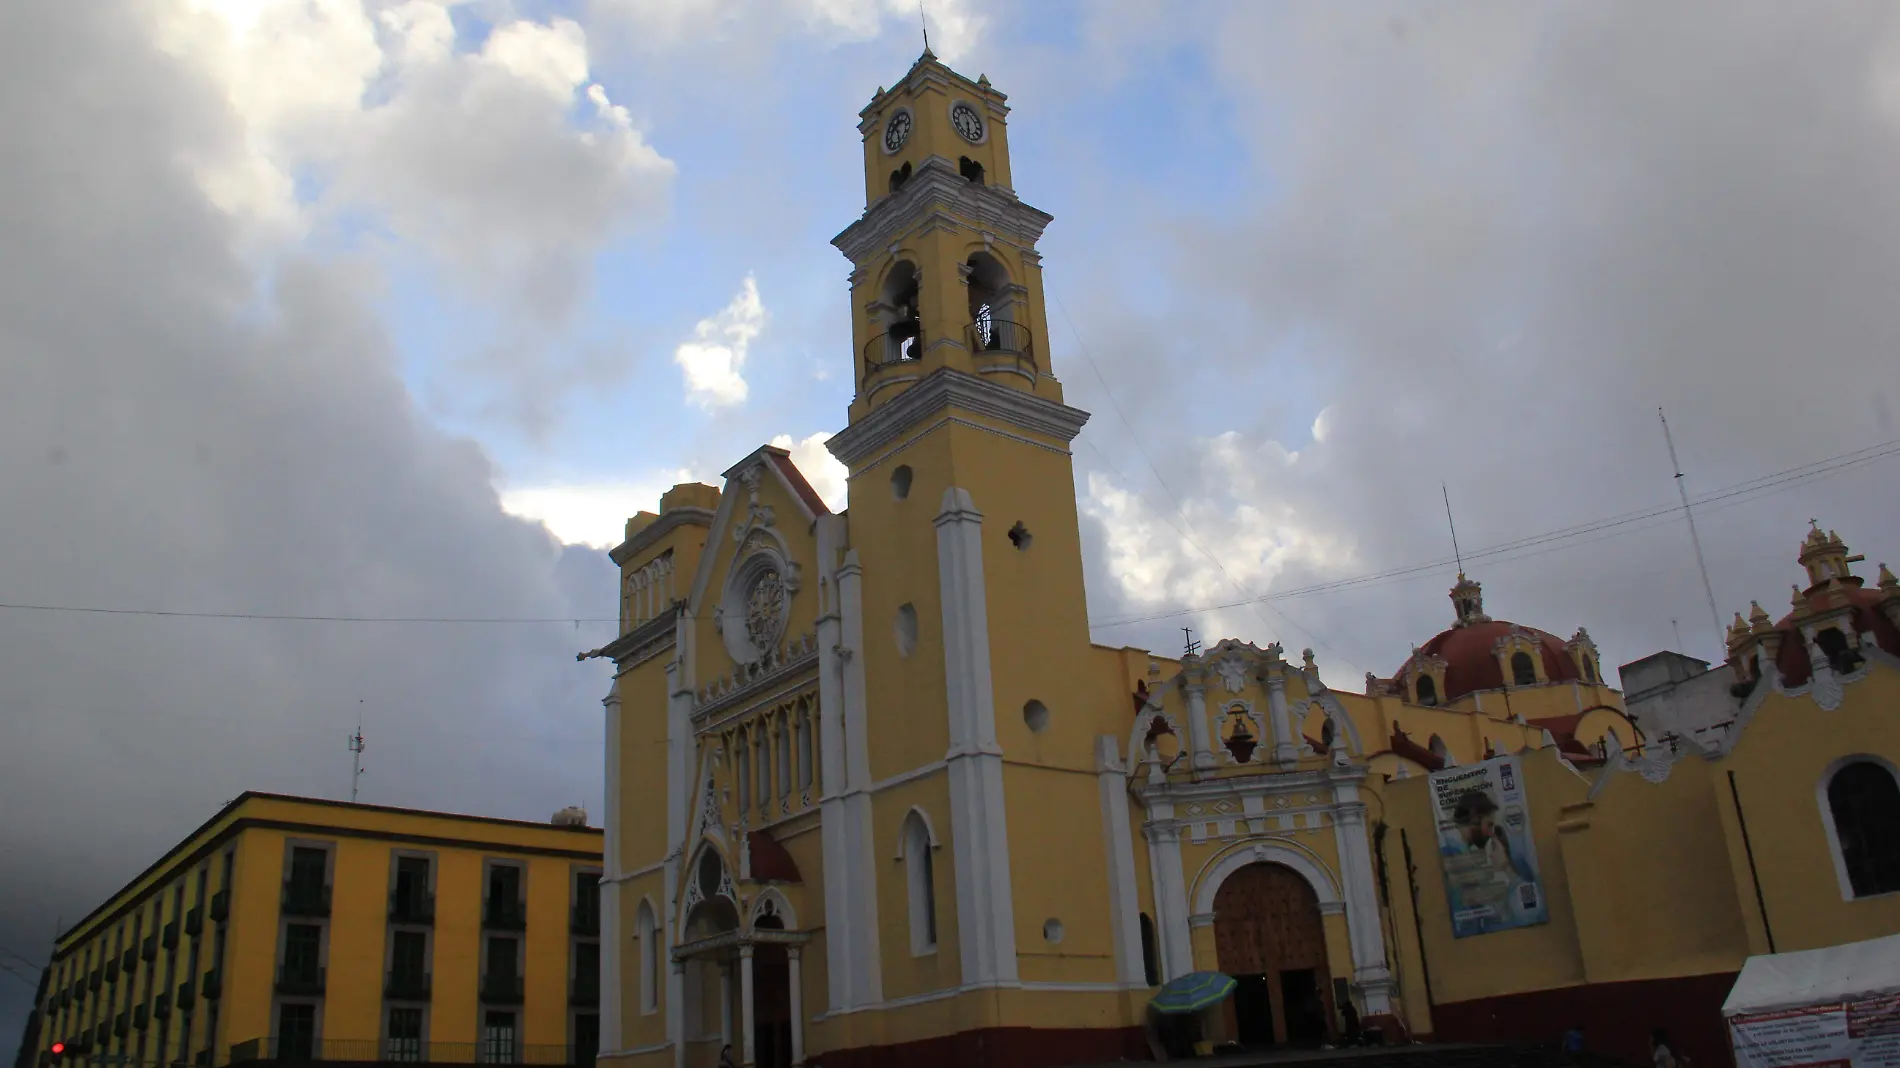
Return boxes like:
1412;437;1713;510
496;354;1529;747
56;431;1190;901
831;157;1053;263
826;369;1090;469
591;608;679;670
610;507;715;567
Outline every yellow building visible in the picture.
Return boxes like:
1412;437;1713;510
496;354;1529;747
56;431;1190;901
35;793;603;1068
586;48;1651;1068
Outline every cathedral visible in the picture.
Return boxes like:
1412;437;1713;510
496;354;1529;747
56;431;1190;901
586;50;1900;1068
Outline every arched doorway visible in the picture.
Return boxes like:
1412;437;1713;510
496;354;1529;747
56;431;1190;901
1214;862;1334;1048
751;912;792;1068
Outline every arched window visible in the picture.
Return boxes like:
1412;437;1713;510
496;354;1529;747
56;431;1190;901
958;155;985;183
1415;676;1438;706
903;811;938;954
1511;651;1537;687
636;900;659;1015
1826;761;1900;898
1583;657;1598;683
1139;913;1160;987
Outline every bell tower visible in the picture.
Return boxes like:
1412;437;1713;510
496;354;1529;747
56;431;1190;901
832;48;1066;420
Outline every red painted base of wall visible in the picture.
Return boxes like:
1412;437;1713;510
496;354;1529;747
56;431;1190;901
812;1025;1150;1068
1431;972;1740;1068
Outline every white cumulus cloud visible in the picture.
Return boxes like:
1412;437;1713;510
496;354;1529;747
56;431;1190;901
770;431;849;511
677;275;766;410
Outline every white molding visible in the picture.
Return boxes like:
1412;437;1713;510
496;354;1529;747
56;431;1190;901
872;759;948;795
747;886;798;929
935;486;1019;986
827;369;1090;469
1816;753;1900;901
1095;736;1145;986
894;805;943;857
1190;838;1342;915
597;1041;674;1059
832;156;1052;264
603;687;624;1049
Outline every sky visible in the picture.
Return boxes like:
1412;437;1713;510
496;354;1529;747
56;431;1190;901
5;0;1900;1047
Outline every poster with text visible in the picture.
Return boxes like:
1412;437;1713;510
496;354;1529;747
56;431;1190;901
1729;996;1900;1068
1430;754;1549;938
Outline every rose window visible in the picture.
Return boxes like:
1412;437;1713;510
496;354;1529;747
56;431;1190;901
745;568;786;651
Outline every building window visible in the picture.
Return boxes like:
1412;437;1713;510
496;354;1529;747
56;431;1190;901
903;811;937;954
276;1004;315;1062
1583;656;1598;683
1139;913;1160;987
282;925;322;990
1511;651;1537;687
636;901;658;1015
1415;676;1438;706
389;930;428;1000
573;941;600;1005
386;1008;423;1062
572;1013;599;1068
480;1011;516;1064
1826;760;1900;898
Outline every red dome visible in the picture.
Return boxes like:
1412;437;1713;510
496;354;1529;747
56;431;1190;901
1400;620;1581;703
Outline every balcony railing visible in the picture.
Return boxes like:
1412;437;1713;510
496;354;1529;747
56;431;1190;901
274;965;326;997
114;1013;128;1038
120;948;137;972
862;324;924;379
385;969;432;1002
87;970;101;992
281;882;332;918
228;1038;583;1065
162;922;178;950
478;973;524;1005
209;889;230;923
177;979;196;1012
134;1005;149;1030
569;902;598;937
481;899;526;932
154;992;172;1021
104;960;119;983
967;319;1036;378
185;906;203;937
202;969;223;1001
389;890;435;926
141;935;158;961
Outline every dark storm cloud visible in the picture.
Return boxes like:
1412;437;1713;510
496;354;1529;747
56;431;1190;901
1066;1;1900;683
0;2;615;1047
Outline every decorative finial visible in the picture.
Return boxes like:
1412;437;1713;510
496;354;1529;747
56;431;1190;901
1879;562;1897;589
978;73;991;87
1749;600;1771;625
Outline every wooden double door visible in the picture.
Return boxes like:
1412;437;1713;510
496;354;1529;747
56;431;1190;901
1213;862;1335;1048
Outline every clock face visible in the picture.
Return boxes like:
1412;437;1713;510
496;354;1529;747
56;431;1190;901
951;102;984;143
884;110;912;153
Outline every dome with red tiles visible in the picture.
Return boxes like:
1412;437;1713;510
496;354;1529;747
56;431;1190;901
1393;573;1595;704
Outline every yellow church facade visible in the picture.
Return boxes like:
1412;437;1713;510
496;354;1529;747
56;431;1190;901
587;48;1899;1068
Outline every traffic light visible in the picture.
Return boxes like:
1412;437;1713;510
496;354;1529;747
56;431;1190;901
48;1045;64;1056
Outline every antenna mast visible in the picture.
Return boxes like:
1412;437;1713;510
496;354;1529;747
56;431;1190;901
919;0;931;53
348;700;367;803
1659;408;1724;656
1442;483;1466;573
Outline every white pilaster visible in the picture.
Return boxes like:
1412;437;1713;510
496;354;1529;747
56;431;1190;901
1267;670;1297;768
936;487;1019;986
719;963;733;1049
1096;736;1145;986
1185;682;1215;771
671;960;688;1068
788;948;805;1066
739;945;757;1068
819;528;882;1010
1331;785;1396;1014
1142;779;1195;980
664;643;694;1055
601;687;624;1050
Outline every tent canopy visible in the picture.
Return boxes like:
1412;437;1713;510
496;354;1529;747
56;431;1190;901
1723;933;1900;1017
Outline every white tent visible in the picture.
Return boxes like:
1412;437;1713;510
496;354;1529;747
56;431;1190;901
1723;933;1900;1017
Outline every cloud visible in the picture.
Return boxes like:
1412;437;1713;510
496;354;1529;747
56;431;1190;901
770;431;849;511
0;0;616;1045
500;470;702;549
591;0;986;63
677;275;766;410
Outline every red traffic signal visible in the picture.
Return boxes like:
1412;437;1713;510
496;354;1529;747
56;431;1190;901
49;1044;65;1056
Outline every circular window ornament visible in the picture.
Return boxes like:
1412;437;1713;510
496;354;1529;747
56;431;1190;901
744;567;787;652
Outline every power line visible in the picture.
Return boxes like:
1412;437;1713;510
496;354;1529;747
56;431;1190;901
1088;436;1900;630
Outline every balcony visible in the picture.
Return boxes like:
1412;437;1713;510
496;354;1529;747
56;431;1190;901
162;922;178;950
104;960;119;983
282;881;332;918
201;969;222;1001
967;318;1036;380
93;1023;108;1046
185;906;203;937
384;969;432;1002
134;1005;149;1030
120;948;136;972
154;992;172;1021
389;889;435;926
861;326;922;381
568;974;599;1007
275;964;326;997
481;898;526;932
227;1039;582;1065
177;979;196;1012
114;1013;128;1038
478;973;524;1005
141;935;157;961
209;889;230;923
87;970;101;992
569;901;598;938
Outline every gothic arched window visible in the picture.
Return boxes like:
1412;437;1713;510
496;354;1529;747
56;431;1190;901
1826;760;1900;898
903;810;938;954
1511;651;1537;687
636;900;659;1015
1415;676;1438;706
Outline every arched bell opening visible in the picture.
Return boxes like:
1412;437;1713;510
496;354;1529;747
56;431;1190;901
964;251;1029;368
869;261;923;371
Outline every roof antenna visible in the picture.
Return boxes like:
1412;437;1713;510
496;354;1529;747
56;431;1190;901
1441;483;1465;574
1659;407;1724;658
348;700;367;803
919;0;932;56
